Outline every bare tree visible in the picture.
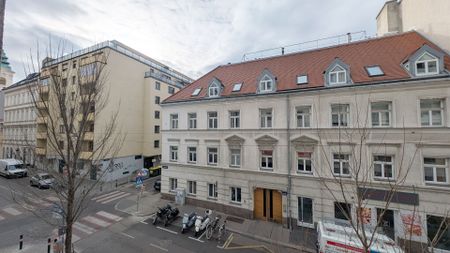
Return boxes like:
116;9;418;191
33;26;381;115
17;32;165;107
9;41;123;253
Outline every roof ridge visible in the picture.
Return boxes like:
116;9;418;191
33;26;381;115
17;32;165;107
220;31;419;69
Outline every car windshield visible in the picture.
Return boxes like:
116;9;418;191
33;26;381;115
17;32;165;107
41;175;52;180
8;164;23;170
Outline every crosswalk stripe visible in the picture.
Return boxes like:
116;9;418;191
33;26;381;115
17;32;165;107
100;192;131;204
73;222;96;234
3;207;22;216
91;191;119;201
83;216;111;227
46;196;60;202
72;234;81;242
0;214;4;221
96;211;122;222
95;192;128;203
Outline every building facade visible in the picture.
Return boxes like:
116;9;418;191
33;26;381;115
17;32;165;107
2;73;38;165
376;0;450;53
37;41;192;181
161;32;450;251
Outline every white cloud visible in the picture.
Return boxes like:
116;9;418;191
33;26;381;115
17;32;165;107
4;0;386;82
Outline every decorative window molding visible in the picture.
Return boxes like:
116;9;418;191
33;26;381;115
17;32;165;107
406;44;445;77
324;59;352;86
257;69;276;93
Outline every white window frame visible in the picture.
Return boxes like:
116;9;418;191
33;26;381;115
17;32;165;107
331;104;350;127
333;153;350;176
260;109;273;128
297;152;312;174
259;75;273;92
187;180;197;195
296;106;311;128
208;83;220;97
170;114;178;129
329;65;347;85
208;182;218;199
169;178;177;192
208;111;218;129
371;101;392;127
415;52;439;76
424;158;449;184
169;146;178;161
260;150;273;170
230;187;242;203
187;147;197;163
229;110;240;128
420;99;444;127
373;155;394;180
188;113;197;129
230;148;241;167
207;147;218;165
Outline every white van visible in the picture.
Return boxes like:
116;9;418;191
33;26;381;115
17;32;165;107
0;159;27;178
317;219;403;253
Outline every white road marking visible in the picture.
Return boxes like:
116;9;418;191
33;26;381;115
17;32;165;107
156;226;178;235
83;216;111;227
3;207;22;216
45;196;60;202
73;222;96;234
72;234;81;242
188;236;205;243
150;243;168;252
140;220;148;224
120;232;135;239
100;192;131;204
96;191;128;202
91;190;119;201
0;214;4;221
96;211;122;222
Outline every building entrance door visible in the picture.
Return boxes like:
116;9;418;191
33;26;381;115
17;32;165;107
253;188;282;223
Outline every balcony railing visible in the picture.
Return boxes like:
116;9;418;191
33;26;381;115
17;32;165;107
144;71;185;88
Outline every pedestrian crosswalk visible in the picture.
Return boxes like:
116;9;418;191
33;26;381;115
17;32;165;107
0;195;60;223
91;190;131;204
52;211;123;243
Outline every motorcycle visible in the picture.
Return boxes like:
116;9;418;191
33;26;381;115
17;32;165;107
194;209;212;237
181;212;197;233
163;205;179;226
153;204;171;225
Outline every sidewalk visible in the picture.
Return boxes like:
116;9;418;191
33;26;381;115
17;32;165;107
115;191;316;252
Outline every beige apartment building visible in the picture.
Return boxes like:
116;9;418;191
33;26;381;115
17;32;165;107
2;73;38;165
377;0;450;53
161;31;450;251
37;41;192;181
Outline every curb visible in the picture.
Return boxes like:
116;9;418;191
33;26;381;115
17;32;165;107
227;227;316;253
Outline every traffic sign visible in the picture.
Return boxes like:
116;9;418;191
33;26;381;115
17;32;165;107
135;177;143;188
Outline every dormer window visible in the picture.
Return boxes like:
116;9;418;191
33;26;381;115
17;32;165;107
329;65;346;85
208;82;220;97
260;75;273;92
416;52;439;76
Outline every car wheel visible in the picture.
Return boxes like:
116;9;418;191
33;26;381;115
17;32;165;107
30;181;33;186
38;184;42;189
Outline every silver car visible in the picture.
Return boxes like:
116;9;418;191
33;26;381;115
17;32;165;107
30;173;55;189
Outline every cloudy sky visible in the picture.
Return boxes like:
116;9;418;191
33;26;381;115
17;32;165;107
4;0;386;82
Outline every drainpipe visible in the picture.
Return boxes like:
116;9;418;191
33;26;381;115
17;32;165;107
286;94;292;229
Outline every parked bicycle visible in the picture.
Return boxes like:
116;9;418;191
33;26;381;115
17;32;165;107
206;215;226;240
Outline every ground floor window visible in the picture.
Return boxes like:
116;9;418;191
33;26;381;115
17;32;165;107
298;197;313;226
169;178;177;191
230;187;241;203
334;202;351;221
208;183;218;199
187;180;196;195
427;215;450;251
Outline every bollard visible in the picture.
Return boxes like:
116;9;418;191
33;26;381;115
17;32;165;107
19;234;23;250
47;238;51;253
115;179;118;188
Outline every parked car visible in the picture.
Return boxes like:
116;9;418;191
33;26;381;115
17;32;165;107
0;159;27;178
154;179;161;191
30;173;55;189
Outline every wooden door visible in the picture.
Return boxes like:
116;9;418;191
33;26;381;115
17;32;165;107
253;188;264;220
272;190;282;223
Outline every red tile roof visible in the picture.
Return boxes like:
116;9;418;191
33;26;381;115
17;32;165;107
165;31;450;103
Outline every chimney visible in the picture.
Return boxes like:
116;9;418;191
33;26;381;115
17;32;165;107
347;32;352;43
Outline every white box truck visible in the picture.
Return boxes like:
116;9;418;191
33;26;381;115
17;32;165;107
317;219;403;253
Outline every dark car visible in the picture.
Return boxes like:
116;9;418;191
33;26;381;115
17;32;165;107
153;179;161;191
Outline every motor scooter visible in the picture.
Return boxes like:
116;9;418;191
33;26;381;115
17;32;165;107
153;205;170;225
164;205;179;226
181;212;197;233
194;209;212;237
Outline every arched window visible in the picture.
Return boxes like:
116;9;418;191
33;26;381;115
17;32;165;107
259;75;273;92
208;82;220;97
329;65;347;85
416;52;438;76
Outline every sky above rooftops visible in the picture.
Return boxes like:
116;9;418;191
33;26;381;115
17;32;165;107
4;0;385;82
